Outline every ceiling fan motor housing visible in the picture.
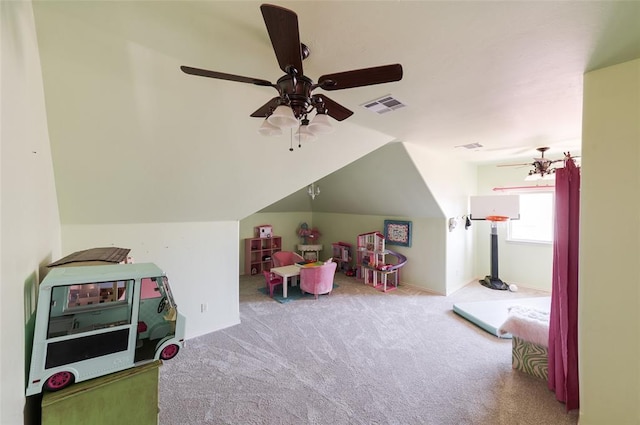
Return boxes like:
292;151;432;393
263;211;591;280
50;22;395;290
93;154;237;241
276;75;315;118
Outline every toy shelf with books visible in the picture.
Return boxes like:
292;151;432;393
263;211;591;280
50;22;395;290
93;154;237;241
332;242;353;273
244;236;282;275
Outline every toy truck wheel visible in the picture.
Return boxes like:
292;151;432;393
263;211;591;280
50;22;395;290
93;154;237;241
159;344;179;360
44;371;74;392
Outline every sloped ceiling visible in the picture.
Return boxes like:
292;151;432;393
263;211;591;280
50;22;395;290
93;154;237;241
261;143;443;218
31;1;640;224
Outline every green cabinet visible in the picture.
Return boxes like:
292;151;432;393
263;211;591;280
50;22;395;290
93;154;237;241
41;361;161;425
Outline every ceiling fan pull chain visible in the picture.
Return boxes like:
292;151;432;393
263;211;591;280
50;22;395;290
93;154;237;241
289;128;294;152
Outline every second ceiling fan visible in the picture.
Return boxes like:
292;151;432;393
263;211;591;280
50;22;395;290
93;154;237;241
180;4;403;144
499;147;575;180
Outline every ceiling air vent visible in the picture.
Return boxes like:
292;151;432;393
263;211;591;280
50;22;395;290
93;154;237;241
455;143;484;149
362;95;406;114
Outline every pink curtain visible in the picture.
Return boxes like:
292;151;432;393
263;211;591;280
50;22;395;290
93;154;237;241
548;157;580;410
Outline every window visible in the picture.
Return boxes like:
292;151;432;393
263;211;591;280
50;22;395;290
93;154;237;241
508;192;554;243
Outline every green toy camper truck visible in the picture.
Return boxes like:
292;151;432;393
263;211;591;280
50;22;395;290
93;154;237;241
26;263;186;395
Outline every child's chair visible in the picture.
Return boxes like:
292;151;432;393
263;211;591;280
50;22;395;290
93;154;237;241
300;261;337;300
272;251;304;267
262;270;283;298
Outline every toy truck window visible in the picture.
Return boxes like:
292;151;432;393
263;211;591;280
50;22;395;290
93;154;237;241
47;280;133;339
141;277;162;299
159;276;177;308
66;280;128;309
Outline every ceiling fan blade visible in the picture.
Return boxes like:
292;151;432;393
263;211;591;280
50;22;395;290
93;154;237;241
180;66;273;87
260;4;303;75
315;95;353;121
497;163;532;167
250;97;281;118
318;64;403;91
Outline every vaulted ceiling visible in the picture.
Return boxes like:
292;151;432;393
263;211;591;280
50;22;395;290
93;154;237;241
260;143;444;217
31;1;640;223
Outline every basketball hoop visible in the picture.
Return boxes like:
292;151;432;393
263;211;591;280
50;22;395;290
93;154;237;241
486;215;509;222
480;214;511;291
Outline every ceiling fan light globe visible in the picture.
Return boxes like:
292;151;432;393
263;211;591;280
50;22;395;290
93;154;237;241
294;125;317;143
267;105;298;129
308;113;333;135
524;173;541;181
258;119;283;136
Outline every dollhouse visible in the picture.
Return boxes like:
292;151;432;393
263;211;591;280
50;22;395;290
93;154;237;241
356;231;400;292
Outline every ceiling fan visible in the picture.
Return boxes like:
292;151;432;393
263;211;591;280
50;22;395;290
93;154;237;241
180;4;403;149
498;147;570;180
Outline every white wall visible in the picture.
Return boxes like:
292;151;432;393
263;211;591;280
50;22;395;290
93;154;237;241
1;2;62;423
475;164;554;291
62;222;240;339
408;218;448;293
403;143;477;294
579;58;640;424
445;214;475;295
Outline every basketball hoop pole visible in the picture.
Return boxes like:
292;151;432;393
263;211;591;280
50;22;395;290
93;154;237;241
480;216;509;290
490;221;499;279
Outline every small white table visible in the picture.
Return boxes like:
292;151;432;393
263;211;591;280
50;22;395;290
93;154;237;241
298;244;323;261
270;265;301;299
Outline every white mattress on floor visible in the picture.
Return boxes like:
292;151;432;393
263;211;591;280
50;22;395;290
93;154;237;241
453;297;551;338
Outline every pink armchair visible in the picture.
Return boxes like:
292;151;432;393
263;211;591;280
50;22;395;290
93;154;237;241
300;261;337;300
272;251;304;267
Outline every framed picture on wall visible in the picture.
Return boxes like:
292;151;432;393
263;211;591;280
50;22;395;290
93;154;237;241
384;220;412;247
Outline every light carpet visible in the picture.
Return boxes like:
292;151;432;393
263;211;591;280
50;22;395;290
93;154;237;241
159;274;577;425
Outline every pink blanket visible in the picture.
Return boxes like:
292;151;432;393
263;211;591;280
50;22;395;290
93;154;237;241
498;304;550;347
